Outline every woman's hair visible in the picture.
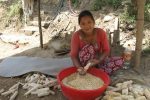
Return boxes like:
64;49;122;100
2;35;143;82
78;10;95;24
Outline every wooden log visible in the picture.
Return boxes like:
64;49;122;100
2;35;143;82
9;82;20;91
136;96;147;100
9;91;18;100
113;17;120;45
134;0;146;70
24;80;57;96
1;89;16;96
0;89;4;94
122;88;128;95
37;91;50;97
37;0;43;49
31;87;49;95
144;89;150;99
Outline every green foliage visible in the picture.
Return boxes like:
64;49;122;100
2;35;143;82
142;47;150;56
92;0;123;11
7;0;21;18
107;0;123;9
120;2;136;24
145;1;150;22
0;0;4;3
0;0;5;7
93;0;107;11
120;9;136;24
1;0;23;28
120;0;150;23
72;0;79;8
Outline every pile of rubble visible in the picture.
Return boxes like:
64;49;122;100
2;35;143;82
101;80;150;100
0;73;59;100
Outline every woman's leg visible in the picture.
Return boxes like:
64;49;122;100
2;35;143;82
99;57;124;75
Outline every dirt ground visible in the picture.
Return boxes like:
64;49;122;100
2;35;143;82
0;5;150;100
0;37;150;100
0;0;150;99
0;39;68;100
0;76;67;100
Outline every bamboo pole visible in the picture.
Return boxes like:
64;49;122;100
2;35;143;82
38;0;43;48
134;0;146;69
113;17;120;45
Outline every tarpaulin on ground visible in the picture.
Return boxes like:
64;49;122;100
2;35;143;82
0;56;72;77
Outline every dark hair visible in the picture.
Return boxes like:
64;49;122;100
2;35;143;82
78;10;95;24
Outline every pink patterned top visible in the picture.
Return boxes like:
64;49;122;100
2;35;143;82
70;28;110;57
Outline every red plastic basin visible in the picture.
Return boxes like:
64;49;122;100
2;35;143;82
57;66;110;100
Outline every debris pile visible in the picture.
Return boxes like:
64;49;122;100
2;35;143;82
101;80;150;100
0;82;21;100
0;73;59;100
47;12;76;40
23;73;58;97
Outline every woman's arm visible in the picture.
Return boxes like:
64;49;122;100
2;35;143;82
71;56;82;68
86;52;108;68
87;29;110;67
70;32;83;68
99;29;110;61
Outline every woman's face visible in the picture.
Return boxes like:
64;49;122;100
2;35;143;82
79;16;95;35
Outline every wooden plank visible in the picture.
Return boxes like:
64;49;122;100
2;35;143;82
113;17;120;45
134;0;146;70
38;0;43;48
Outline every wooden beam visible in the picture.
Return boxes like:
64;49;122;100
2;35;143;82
38;0;43;48
134;0;146;70
113;17;120;45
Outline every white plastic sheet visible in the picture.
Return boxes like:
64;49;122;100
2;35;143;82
0;56;72;77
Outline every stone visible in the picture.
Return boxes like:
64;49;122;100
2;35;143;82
103;15;114;22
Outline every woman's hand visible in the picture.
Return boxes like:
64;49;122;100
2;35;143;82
84;59;100;72
84;62;92;72
77;59;100;74
77;67;84;72
77;67;86;75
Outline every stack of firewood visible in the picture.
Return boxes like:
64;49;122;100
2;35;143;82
0;73;60;100
100;80;150;100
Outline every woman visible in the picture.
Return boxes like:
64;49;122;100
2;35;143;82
70;10;124;75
